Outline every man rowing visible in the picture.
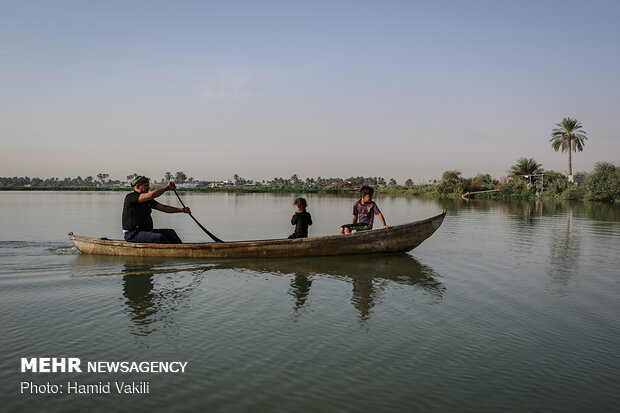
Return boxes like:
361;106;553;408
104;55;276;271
122;176;191;243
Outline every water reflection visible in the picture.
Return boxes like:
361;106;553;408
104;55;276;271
450;199;606;291
548;210;580;286
505;200;544;224
121;266;157;331
71;255;207;336
289;274;312;311
71;253;443;324
447;197;620;222
213;254;444;320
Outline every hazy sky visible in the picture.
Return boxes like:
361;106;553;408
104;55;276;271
1;0;619;183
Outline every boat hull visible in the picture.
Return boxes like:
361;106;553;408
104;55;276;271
68;211;446;258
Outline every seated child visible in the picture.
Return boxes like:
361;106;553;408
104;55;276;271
288;197;312;239
339;186;390;234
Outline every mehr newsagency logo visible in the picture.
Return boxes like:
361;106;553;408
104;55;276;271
19;357;188;396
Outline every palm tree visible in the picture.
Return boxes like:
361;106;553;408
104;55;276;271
550;117;587;177
508;157;544;177
96;173;109;184
175;171;187;184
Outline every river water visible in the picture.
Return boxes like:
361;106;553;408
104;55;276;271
1;191;619;412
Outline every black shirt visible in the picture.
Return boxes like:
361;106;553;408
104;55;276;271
122;191;159;231
291;211;312;238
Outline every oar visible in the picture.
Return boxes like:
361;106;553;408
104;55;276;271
173;189;225;243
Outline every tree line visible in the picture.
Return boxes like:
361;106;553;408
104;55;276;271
0;175;122;188
0;174;404;189
1;164;617;202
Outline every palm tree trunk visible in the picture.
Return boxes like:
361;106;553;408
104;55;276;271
568;140;573;177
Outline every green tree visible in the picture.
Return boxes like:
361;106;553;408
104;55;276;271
508;157;544;177
436;170;463;195
441;170;462;184
404;179;414;188
550;117;587;177
468;174;496;191
585;162;620;202
175;171;187;183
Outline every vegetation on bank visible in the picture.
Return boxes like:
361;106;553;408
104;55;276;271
406;162;619;203
1;119;617;202
1;161;618;202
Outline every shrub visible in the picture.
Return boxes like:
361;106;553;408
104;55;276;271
561;184;586;200
501;178;534;198
547;179;570;195
585;162;620;202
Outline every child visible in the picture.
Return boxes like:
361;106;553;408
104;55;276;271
339;186;390;234
288;197;312;239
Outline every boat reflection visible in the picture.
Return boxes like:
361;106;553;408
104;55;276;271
70;253;443;326
208;254;445;319
121;266;157;335
119;260;205;336
71;255;208;336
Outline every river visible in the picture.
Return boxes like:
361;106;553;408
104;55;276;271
1;191;618;412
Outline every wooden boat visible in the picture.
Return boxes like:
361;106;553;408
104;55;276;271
68;210;446;258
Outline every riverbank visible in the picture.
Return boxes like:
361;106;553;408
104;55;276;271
3;161;619;203
2;185;618;203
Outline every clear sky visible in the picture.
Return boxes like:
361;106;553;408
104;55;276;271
1;0;619;183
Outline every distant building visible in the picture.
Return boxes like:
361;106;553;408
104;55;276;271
207;180;234;188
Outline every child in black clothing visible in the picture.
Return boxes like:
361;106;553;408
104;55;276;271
288;197;312;239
